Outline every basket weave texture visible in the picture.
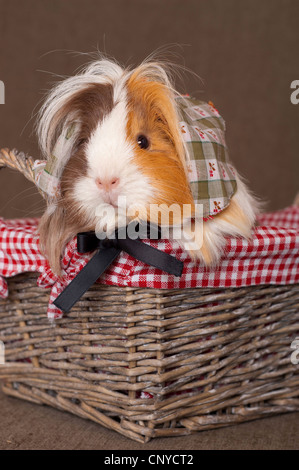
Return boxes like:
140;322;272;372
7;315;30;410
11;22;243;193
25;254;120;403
0;272;298;443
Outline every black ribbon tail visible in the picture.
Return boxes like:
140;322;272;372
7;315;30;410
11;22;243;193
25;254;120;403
118;238;184;277
53;246;121;313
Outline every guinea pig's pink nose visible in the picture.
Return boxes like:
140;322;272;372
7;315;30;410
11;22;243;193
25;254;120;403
95;177;120;192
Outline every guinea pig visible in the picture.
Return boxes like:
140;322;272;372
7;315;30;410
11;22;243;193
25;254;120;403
36;56;259;275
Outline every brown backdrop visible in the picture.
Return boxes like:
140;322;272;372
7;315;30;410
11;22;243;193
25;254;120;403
0;0;299;219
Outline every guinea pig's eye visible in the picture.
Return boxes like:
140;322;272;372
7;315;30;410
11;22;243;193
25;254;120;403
137;134;150;150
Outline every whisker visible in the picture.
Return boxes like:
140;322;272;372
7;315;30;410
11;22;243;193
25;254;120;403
0;187;43;212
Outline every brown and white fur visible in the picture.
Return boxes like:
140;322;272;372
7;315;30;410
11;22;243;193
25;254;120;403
37;56;259;275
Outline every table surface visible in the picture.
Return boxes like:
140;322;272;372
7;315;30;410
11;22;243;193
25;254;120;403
0;387;298;450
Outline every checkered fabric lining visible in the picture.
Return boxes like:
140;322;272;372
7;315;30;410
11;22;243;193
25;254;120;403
0;205;298;319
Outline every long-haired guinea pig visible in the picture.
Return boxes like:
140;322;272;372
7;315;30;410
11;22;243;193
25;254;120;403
36;56;259;275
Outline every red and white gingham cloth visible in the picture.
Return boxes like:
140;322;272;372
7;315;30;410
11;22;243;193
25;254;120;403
0;205;298;320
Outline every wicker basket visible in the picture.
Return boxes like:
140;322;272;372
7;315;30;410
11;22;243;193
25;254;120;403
0;149;298;443
0;273;298;443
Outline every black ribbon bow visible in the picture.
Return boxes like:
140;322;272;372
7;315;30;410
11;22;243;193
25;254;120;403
53;223;184;313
